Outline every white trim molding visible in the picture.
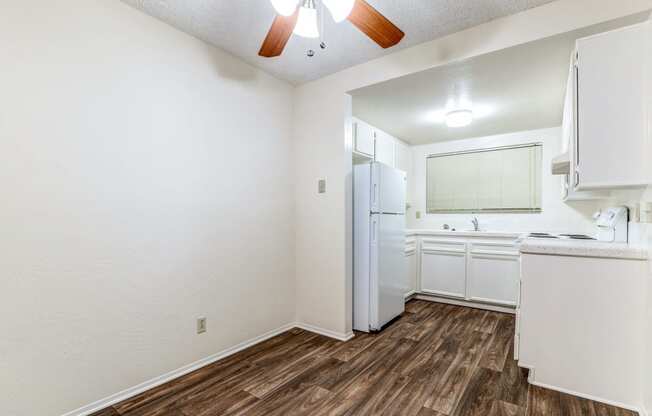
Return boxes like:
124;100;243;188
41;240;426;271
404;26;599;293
61;323;296;416
528;380;643;414
294;322;355;342
61;321;355;416
523;365;644;415
415;293;516;314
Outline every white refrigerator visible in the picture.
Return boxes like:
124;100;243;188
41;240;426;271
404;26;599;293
353;162;407;332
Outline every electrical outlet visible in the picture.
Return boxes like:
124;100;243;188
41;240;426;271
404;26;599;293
318;179;326;194
197;317;207;334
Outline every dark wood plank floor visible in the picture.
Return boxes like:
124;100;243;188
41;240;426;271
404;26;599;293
92;300;637;416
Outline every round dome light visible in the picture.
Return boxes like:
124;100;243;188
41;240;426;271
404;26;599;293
445;109;473;128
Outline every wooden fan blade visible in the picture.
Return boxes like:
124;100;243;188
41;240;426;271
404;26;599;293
258;11;299;58
348;0;404;49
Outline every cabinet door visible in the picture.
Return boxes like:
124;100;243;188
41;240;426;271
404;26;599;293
420;239;466;298
394;141;411;174
468;253;519;306
405;252;417;298
374;130;395;167
405;237;418;298
575;23;648;190
353;121;375;157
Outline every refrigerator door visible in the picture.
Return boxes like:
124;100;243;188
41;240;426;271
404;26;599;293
369;212;406;330
353;164;371;332
371;163;406;214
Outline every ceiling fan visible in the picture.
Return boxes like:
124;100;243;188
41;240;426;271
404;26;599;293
259;0;404;57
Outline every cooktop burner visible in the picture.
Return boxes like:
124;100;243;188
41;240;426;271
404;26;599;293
528;233;596;240
559;234;595;240
528;233;559;239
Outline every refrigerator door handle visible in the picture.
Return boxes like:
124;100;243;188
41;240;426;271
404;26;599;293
371;218;377;244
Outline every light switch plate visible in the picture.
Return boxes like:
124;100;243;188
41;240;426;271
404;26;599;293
318;179;326;194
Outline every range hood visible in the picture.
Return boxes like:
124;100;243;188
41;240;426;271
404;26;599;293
551;152;570;175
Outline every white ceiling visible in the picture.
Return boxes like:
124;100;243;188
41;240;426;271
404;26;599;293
350;14;649;145
121;0;557;85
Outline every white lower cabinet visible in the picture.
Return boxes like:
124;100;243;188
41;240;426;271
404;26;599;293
414;234;520;308
467;242;520;306
468;254;519;306
405;236;418;298
420;239;467;299
406;253;417;297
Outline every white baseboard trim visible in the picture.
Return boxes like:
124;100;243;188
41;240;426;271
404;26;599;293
415;293;516;314
294;322;355;342
404;290;417;300
61;322;296;416
524;365;643;414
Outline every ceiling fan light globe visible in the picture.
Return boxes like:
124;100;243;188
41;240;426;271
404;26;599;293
293;6;320;38
322;0;355;22
270;0;299;16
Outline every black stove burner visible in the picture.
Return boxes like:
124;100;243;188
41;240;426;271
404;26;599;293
528;233;558;239
559;234;595;240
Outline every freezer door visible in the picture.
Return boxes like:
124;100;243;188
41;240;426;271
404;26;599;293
370;213;406;331
371;163;406;214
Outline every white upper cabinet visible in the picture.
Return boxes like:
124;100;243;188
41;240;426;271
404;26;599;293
573;22;650;191
352;118;409;170
374;130;395;167
353;120;375;157
394;141;411;173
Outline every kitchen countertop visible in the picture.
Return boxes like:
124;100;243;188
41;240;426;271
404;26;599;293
519;238;648;260
406;229;521;239
406;230;649;260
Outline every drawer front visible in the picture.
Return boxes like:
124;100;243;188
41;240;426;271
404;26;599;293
469;240;519;256
421;238;466;254
405;236;417;255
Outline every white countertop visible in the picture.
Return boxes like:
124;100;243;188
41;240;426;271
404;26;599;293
519;238;648;260
406;229;521;239
406;229;649;260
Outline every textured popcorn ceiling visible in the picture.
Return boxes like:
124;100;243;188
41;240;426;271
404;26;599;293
121;0;556;84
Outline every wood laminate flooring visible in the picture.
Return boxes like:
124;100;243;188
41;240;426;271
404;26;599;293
92;300;637;416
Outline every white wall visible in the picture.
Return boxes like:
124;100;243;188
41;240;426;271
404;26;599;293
0;2;295;415
645;219;652;415
293;0;652;337
644;15;652;413
408;127;600;233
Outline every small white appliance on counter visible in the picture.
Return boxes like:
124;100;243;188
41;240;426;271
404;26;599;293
353;162;406;332
594;206;628;243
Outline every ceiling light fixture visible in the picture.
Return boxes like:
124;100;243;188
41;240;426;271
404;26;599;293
293;0;320;38
445;109;473;128
261;0;404;58
322;0;355;22
270;0;299;16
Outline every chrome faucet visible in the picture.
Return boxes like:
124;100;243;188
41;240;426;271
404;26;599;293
471;217;479;231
